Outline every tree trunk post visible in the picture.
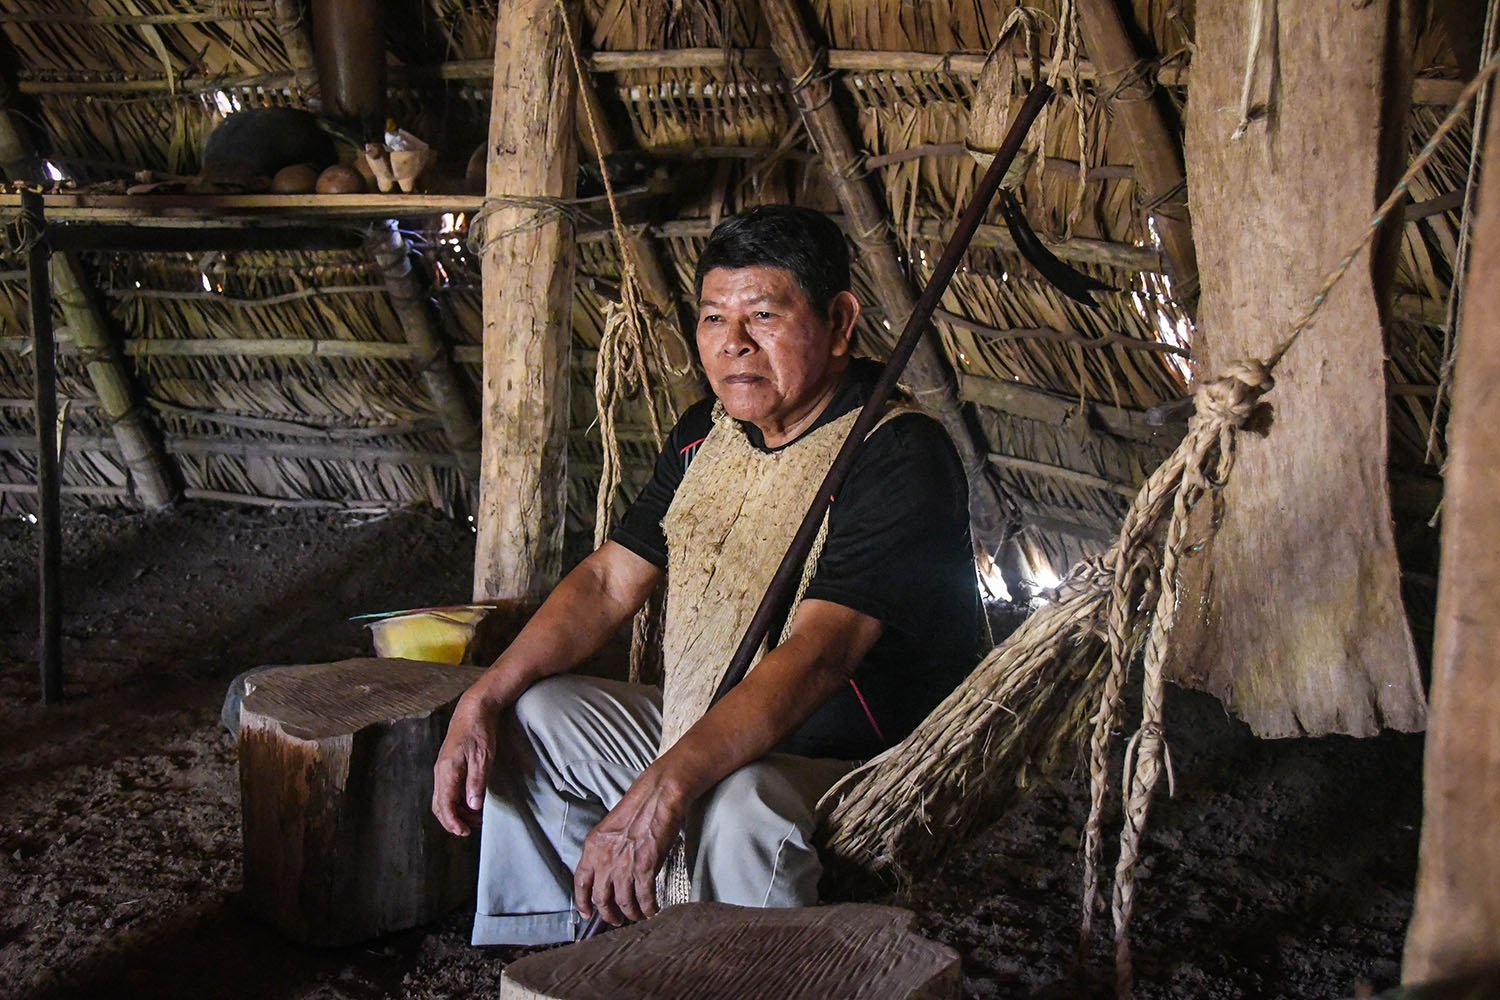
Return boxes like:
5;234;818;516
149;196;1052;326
1403;90;1500;985
472;0;579;600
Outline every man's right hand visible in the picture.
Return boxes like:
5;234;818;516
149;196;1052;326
428;543;665;837
432;688;503;836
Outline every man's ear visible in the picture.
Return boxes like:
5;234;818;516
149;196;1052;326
827;290;861;356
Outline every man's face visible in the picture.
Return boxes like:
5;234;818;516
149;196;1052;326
696;266;859;445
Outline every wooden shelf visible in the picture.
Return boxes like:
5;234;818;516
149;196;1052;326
0;192;484;225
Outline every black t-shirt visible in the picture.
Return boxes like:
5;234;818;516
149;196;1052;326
611;358;981;761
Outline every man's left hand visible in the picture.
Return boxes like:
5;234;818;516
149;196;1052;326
574;769;688;926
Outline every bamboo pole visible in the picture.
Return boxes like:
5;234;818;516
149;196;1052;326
472;0;579;600
0;335;485;364
0;108;180;510
956;373;1178;444
309;0;385;123
1075;0;1200;310
1403;87;1500;985
367;221;481;483
759;0;1016;562
272;0;319;94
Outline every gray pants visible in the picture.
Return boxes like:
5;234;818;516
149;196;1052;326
471;674;853;945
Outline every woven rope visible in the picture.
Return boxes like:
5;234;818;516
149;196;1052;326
553;0;679;560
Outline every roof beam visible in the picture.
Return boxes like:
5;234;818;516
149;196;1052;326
957;372;1184;446
754;0;1017;556
11;52;1464;106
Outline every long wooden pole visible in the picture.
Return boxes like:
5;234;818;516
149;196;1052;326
1403;87;1500;985
1075;0;1199;310
472;0;578;600
21;192;62;704
366;221;481;483
759;0;1016;563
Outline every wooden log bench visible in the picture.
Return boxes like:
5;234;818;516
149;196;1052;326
238;657;480;946
500;902;961;999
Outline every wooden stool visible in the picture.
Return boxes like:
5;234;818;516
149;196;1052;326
238;657;480;946
500;902;961;999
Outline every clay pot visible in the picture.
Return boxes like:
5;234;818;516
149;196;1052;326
315;164;365;194
270;162;320;194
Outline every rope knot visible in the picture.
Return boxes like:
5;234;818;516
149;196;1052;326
1194;359;1273;427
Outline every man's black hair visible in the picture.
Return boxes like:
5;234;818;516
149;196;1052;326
693;205;852;316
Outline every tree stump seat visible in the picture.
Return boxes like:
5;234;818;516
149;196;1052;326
500;902;961;999
238;657;481;946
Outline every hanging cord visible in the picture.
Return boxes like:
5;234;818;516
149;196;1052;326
464;193;598;255
553;0;681;552
1230;0;1277;140
1425;0;1499;465
1076;48;1500;1000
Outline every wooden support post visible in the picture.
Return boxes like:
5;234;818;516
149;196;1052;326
1075;0;1199;309
759;0;1015;561
472;0;578;600
21;192;62;705
1171;0;1424;737
1403;92;1500;985
0;109;180;510
367;221;481;483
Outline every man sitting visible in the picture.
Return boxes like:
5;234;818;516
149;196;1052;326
432;205;980;945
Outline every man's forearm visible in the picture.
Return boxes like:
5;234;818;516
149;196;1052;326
468;542;661;708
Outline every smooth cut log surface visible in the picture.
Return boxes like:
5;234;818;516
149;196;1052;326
500;903;960;1000
472;0;577;600
1169;0;1425;737
239;658;481;946
1402;90;1500;984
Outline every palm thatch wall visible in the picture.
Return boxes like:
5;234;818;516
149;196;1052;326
0;0;1468;592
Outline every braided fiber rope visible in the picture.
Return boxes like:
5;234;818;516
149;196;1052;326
552;0;680;558
819;50;1500;998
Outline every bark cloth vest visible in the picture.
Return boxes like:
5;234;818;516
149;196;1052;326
657;397;915;754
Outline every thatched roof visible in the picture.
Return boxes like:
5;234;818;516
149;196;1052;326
0;0;1467;586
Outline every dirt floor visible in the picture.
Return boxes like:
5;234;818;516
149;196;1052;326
0;504;1423;999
